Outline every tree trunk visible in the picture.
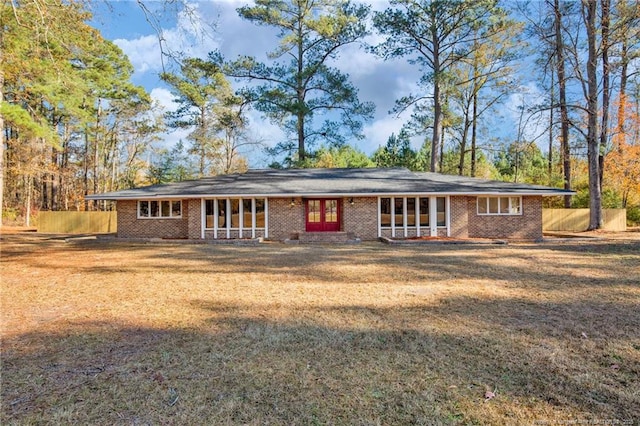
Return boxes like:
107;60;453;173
25;174;32;227
430;24;442;173
583;0;602;230
83;129;90;211
616;38;628;147
458;118;469;176
471;91;478;177
555;0;571;207
0;59;4;226
93;101;101;204
599;0;610;192
297;21;306;162
548;71;554;182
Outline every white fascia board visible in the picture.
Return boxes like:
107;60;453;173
88;190;572;200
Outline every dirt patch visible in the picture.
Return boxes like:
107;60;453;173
2;233;639;424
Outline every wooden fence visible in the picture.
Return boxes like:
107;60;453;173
37;211;117;234
543;209;626;232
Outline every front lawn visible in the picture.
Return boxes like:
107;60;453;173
2;234;638;424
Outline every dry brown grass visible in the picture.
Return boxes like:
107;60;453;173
1;231;639;425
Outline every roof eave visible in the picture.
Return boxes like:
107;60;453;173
86;190;574;200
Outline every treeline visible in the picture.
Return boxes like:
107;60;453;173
1;0;639;227
1;0;161;224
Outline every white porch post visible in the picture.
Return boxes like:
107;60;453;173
415;197;421;237
377;197;382;238
446;196;451;237
239;198;243;239
200;198;205;239
264;198;269;239
226;199;231;239
251;198;256;239
429;197;438;237
391;197;396;238
403;197;408;237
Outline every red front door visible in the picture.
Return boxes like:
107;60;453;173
305;199;340;232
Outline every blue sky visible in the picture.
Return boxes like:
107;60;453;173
90;1;546;167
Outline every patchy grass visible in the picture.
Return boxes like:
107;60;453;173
1;233;639;425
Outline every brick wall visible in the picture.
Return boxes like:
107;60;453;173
267;197;305;241
117;200;189;239
187;199;201;239
449;196;469;238
342;197;378;240
467;196;543;240
117;195;544;241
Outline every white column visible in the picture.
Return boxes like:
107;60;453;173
239;198;243;239
415;197;421;237
226;199;231;239
251;198;256;239
264;198;269;239
446;196;451;237
200;199;205;239
213;199;218;239
430;197;437;237
377;197;382;238
391;197;396;238
403;197;408;237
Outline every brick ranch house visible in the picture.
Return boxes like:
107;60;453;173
86;167;573;242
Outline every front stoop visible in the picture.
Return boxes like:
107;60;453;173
286;232;360;244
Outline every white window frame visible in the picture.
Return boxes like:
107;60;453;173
378;196;449;237
137;200;182;219
202;197;267;239
477;196;522;216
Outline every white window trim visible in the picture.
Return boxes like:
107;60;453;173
378;196;449;238
203;197;268;238
477;196;523;216
415;196;421;237
137;200;182;219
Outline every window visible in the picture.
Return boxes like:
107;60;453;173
325;199;338;222
437;197;446;226
138;200;182;218
308;199;321;223
242;199;253;230
380;196;447;228
406;198;416;226
204;198;267;230
380;198;391;227
419;197;429;226
218;200;226;227
255;199;265;227
230;199;240;228
394;198;404;227
477;196;522;215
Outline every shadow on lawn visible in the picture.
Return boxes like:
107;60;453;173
5;236;639;292
3;237;639;423
3;296;639;424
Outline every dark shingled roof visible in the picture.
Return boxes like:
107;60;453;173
86;167;574;200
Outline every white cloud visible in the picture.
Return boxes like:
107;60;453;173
114;34;160;75
362;109;416;154
504;82;549;144
150;87;177;112
114;2;220;79
148;87;189;150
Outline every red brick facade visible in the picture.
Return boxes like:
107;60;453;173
342;197;378;240
467;196;542;240
267;197;305;241
450;196;469;238
117;195;544;242
117;200;189;239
